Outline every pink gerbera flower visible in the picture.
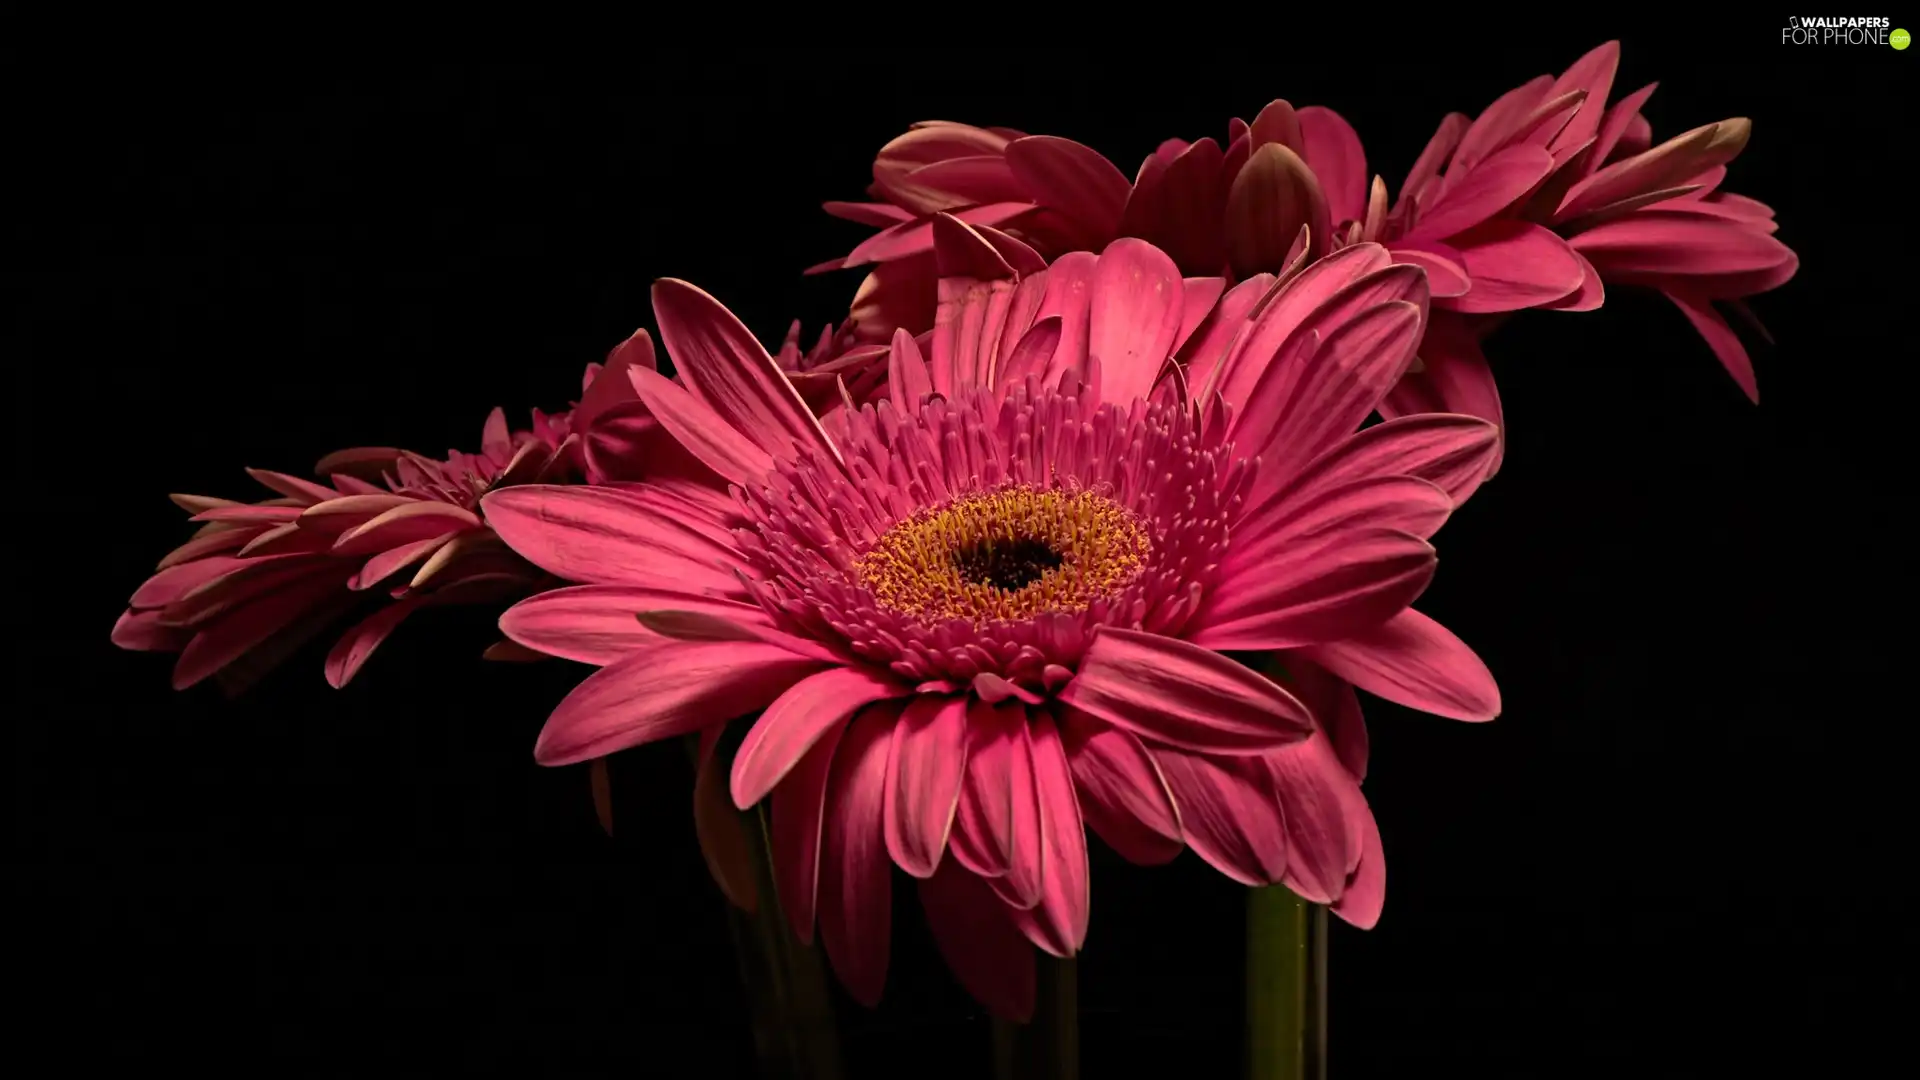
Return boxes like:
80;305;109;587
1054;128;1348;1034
483;220;1502;1019
112;392;583;693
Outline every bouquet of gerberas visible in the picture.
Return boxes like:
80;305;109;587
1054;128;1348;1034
112;41;1792;1079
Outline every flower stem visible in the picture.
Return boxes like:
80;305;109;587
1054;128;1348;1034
734;803;845;1080
1245;885;1328;1080
992;955;1079;1080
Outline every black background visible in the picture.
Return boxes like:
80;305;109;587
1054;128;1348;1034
12;29;1913;1077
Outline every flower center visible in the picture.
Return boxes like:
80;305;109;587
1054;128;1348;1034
854;486;1151;625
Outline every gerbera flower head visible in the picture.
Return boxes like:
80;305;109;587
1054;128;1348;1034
485;221;1503;1019
112;361;610;694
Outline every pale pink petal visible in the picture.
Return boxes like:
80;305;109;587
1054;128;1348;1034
1006;714;1089;957
1152;748;1287;886
771;713;848;944
1058;706;1182;865
1057;627;1312;753
532;639;824;766
1191;527;1436;651
1087;239;1185;406
1296;105;1368;226
653;279;840;467
500;583;764;666
1304;609;1500;722
818;702;896;1007
733;666;907;809
480;483;743;592
883;695;971;878
1441;222;1585;313
1666;291;1758;403
625;365;774;487
920;862;1036;1022
1005;135;1130;241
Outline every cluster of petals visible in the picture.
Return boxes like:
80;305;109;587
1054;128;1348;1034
815;40;1794;469
482;219;1503;1018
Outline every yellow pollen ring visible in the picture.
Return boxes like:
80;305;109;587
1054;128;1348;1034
855;485;1151;625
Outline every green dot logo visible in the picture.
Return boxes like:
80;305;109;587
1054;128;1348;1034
1894;28;1912;49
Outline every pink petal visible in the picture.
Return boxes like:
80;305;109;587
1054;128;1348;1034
973;224;1047;275
1152;748;1287;886
1260;412;1502;510
1556;118;1751;223
1389;243;1471;298
1033;252;1100;392
1266;734;1363;904
1087;238;1185;406
500;582;764;666
1304;609;1500;722
1570;209;1796;280
1450;75;1552;176
1401;113;1471;209
1666;291;1758;403
1297;105;1368;227
332;502;479;558
624;365;774;487
920;862;1037;1022
1545;41;1621;153
192;504;303;524
842;202;1040;267
1248;99;1305;156
992;316;1063;397
771;712;848;944
573;330;652;432
1329;796;1386;929
883;695;971;878
480;484;743;593
818;702;897;1007
1379;322;1507;475
1179;273;1277;395
1586;81;1660;175
532;639;824;766
1282;659;1369;781
1239;299;1425;473
1058;706;1182;865
312;446;402;481
653;279;840;467
902;155;1027;206
130;556;247;610
887;327;934;412
1227;475;1453;579
1005;135;1130;241
348;533;456;591
1057;627;1312;754
1190;527;1436;651
958;702;1045;910
1006;713;1089;958
170;570;349;690
154;528;254;571
1226;143;1330;278
111;608;190;652
1542;248;1606;312
693;725;760;912
1405;145;1555;241
1208;244;1399;414
244;468;338;505
1120;137;1228;277
1441;222;1585;313
161;554;337;627
824;200;915;227
733;666;907;809
324;596;424;688
1175;277;1228;355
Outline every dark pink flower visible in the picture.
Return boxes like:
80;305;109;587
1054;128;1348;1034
483;223;1502;1019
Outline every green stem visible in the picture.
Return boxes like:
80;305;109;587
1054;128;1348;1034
1245;886;1328;1080
992;955;1079;1080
